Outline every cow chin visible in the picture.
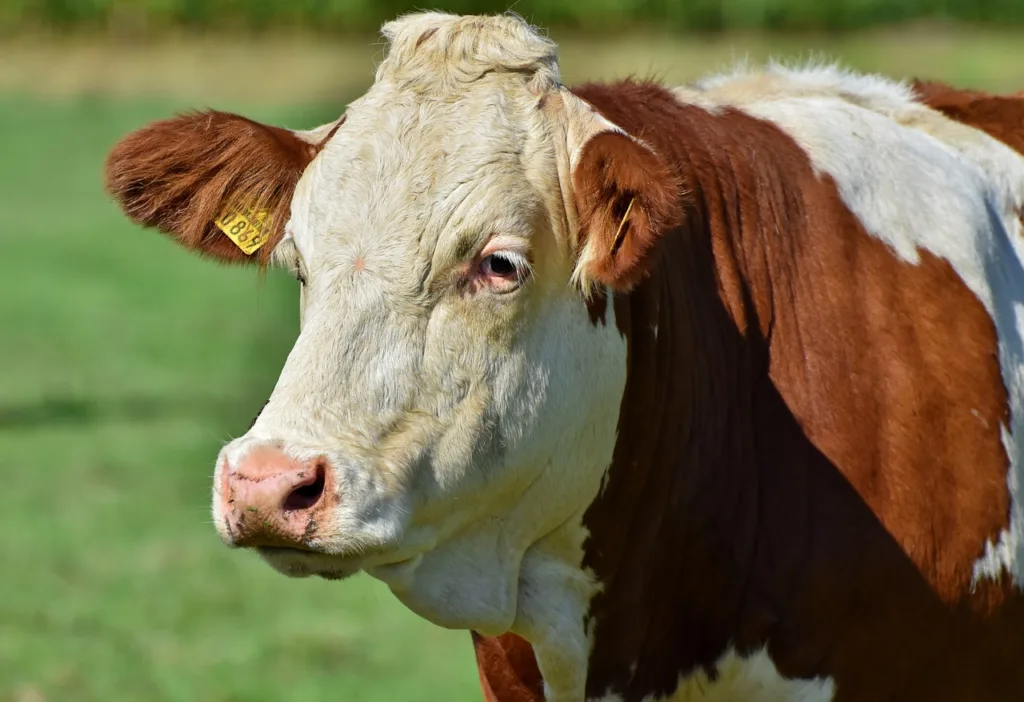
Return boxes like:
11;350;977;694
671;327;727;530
255;546;365;581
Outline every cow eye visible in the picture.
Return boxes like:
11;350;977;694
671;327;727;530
478;251;529;292
484;253;517;277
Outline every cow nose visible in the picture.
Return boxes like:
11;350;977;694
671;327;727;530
218;445;331;549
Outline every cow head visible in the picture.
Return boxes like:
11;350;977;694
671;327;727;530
105;12;680;644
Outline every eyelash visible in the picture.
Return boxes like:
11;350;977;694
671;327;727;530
483;251;530;279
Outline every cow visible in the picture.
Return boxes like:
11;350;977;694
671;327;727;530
103;12;1024;702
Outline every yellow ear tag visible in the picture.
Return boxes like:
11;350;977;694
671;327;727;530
214;203;271;255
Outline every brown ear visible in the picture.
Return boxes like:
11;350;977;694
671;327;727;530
571;131;683;293
104;110;323;264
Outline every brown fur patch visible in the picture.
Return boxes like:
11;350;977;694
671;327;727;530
572;131;684;292
472;632;544;702
105;110;320;264
914;79;1024;155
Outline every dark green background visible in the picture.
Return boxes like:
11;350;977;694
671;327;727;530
6;0;1024;34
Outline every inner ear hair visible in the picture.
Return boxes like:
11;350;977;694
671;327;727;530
609;195;636;256
571;131;683;293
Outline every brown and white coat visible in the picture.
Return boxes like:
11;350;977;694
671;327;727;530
105;13;1024;702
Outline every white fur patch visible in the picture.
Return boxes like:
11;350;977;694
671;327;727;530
661;647;834;701
593;647;835;702
672;62;1024;587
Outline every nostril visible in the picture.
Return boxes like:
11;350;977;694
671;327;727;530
282;463;326;511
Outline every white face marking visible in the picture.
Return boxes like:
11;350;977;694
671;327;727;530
211;15;629;698
673;62;1024;588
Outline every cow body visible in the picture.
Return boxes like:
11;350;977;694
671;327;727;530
477;74;1024;701
104;13;1024;702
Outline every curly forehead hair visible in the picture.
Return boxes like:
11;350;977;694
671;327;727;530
375;12;561;94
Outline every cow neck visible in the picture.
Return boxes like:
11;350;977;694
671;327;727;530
573;80;782;699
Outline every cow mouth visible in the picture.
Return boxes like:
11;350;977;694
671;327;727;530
256;546;363;580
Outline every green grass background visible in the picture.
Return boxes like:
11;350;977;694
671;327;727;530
0;27;1021;702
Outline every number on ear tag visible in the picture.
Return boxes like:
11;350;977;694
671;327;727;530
214;203;271;255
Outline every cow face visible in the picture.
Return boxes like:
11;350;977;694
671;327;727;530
105;12;679;635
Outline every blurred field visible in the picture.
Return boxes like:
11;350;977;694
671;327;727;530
0;28;1021;702
4;0;1023;33
3;25;1024;103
